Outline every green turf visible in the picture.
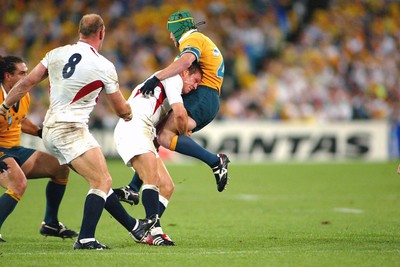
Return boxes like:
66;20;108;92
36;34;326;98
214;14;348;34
1;160;399;266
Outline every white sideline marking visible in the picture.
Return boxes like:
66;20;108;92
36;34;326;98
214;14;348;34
4;250;266;256
334;207;364;214
237;194;260;201
5;249;400;256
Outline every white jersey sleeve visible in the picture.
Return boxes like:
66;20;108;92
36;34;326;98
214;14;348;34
42;41;119;125
127;72;183;126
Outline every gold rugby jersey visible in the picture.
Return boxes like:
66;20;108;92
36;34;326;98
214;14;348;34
0;88;30;148
179;31;224;94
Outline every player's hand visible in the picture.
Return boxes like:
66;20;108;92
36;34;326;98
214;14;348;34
0;102;10;118
140;76;160;97
121;112;133;122
397;163;400;175
0;160;9;173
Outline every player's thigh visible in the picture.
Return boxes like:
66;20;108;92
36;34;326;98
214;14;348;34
45;123;109;189
70;147;112;190
157;113;179;148
157;113;196;147
21;150;69;180
43;122;99;165
182;86;219;132
0;157;27;193
114;118;156;167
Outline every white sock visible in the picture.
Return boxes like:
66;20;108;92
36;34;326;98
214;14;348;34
79;238;96;243
150;226;163;236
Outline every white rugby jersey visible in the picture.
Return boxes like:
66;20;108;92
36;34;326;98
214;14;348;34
128;71;183;126
41;41;119;125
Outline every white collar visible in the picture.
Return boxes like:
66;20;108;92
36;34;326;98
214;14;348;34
1;83;7;99
77;41;98;50
179;29;197;43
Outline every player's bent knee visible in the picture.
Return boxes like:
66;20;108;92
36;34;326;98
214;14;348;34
58;165;70;177
6;189;22;201
49;165;70;182
50;177;69;185
9;179;27;196
165;182;174;195
156;132;172;150
160;182;174;199
88;188;107;200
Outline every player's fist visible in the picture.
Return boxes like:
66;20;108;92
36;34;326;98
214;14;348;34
0;102;10;117
140;75;160;97
121;112;133;122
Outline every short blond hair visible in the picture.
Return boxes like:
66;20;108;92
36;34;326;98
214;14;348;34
79;14;104;37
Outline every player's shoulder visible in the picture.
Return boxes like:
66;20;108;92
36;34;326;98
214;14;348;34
162;74;183;93
96;54;115;69
185;31;205;41
83;48;116;72
182;31;212;48
191;31;205;37
47;43;73;56
163;74;182;85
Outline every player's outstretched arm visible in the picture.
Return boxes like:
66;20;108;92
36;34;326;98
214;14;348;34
156;53;196;81
141;53;196;97
21;117;42;137
0;63;48;116
107;91;132;121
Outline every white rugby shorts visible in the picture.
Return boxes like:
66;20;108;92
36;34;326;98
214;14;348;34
114;117;158;167
43;122;100;165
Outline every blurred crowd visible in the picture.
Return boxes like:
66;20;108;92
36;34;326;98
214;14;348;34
1;0;400;129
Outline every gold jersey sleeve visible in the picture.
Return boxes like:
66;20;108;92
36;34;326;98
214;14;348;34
0;90;30;148
179;31;224;94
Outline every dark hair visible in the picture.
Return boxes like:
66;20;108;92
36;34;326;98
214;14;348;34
79;14;104;37
0;56;24;83
188;60;203;78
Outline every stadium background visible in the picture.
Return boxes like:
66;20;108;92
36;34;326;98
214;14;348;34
1;0;400;161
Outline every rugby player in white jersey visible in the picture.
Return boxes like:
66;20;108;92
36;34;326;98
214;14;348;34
114;62;202;246
0;13;157;250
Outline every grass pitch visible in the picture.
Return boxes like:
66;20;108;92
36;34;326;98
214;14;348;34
1;160;399;266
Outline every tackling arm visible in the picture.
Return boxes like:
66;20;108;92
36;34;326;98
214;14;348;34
155;53;196;80
140;53;197;97
21;117;42;137
170;102;188;135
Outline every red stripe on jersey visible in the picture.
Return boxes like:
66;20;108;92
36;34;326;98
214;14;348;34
90;47;99;56
134;89;142;97
70;80;104;104
153;82;166;115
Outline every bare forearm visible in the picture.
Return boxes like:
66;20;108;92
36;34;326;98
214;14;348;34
21;117;41;136
4;63;47;108
155;54;194;80
108;91;132;121
174;115;188;135
115;102;132;121
5;79;33;107
171;103;189;134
